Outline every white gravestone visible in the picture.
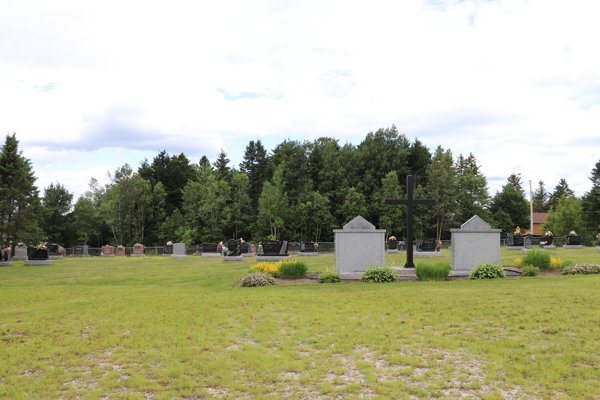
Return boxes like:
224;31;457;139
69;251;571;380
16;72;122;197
450;215;501;276
333;216;386;279
171;243;188;259
13;247;28;261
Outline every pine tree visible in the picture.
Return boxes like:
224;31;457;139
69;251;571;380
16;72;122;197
581;158;600;235
548;179;575;211
239;140;268;210
489;176;530;234
455;153;491;224
41;182;73;244
213;149;231;181
426;146;458;240
532;180;549;212
0;133;43;249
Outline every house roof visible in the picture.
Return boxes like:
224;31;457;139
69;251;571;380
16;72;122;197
532;213;548;224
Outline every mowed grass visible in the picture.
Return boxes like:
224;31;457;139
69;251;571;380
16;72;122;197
0;253;598;399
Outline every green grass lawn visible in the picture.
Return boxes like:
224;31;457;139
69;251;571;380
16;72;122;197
1;252;599;399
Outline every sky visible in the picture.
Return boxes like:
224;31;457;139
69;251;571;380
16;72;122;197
1;0;599;201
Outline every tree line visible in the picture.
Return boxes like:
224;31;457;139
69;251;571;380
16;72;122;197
1;128;599;250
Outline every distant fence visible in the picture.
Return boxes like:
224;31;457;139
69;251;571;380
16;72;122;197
63;236;597;256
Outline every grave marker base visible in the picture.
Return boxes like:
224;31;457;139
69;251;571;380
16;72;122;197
25;260;52;266
562;245;584;249
100;254;114;257
224;256;244;262
0;261;12;267
256;255;292;261
414;251;442;257
49;255;63;259
171;255;188;259
202;253;221;258
298;252;318;256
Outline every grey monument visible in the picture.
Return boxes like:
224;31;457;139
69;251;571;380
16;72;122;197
450;215;501;276
333;216;386;279
171;243;188;259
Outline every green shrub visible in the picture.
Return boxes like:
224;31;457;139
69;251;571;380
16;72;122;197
560;259;575;268
278;261;308;279
240;272;276;287
469;264;505;279
522;248;551;270
361;267;397;283
415;262;451;281
318;272;341;283
522;265;540;277
561;263;600;275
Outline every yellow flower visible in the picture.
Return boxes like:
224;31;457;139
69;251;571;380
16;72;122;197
514;258;522;266
550;258;561;269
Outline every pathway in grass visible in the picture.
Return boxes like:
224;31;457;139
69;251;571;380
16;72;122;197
1;255;599;399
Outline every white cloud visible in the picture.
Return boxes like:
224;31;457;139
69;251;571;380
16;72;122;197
1;0;599;197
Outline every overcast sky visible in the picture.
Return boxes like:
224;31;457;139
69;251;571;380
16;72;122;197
1;0;599;201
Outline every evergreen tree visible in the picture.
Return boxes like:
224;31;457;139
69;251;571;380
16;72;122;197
581;158;600;235
426;146;458;240
379;171;405;238
489;176;530;234
41;182;73;244
455;153;491;224
270;140;312;203
532;180;549;212
199;155;212;170
0;133;43;248
408;138;431;188
548;179;575;211
71;196;99;245
239;140;268;210
339;187;367;226
224;173;252;239
506;174;524;193
213;149;231;181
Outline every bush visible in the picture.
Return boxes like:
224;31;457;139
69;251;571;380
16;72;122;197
560;259;575;268
251;261;280;277
318;272;341;283
361;267;397;283
278;261;308;279
240;272;276;287
522;265;540;277
561;263;600;275
415;262;451;281
469;264;505;279
522;248;551;270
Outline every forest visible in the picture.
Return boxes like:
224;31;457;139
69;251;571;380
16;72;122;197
1;127;599;248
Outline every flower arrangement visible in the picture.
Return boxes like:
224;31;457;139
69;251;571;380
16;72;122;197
540;240;547;246
436;241;442;248
568;230;577;236
514;258;522;267
545;231;553;236
3;247;11;252
36;243;47;250
166;241;173;246
220;246;228;254
514;227;521;235
133;243;143;247
240;238;245;243
388;236;396;241
550;257;561;269
314;243;319;248
117;245;125;249
17;242;26;247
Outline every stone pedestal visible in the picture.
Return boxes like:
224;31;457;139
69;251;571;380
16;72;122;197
387;249;398;254
171;243;188;258
25;260;52;266
0;261;12;267
451;215;501;276
333;216;385;279
224;256;244;262
202;252;221;258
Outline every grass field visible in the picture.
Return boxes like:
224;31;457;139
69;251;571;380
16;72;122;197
1;250;599;399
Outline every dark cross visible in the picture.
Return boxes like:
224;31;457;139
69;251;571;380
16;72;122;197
384;174;436;268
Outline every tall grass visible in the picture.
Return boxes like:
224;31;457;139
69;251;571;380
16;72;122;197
415;262;451;281
523;248;551;270
278;261;308;278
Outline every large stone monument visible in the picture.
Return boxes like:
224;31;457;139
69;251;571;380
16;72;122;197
25;246;52;266
224;239;244;262
450;215;501;276
333;216;386;279
171;243;188;259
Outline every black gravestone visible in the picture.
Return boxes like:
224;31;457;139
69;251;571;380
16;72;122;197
202;243;218;253
388;240;398;250
73;246;84;255
419;238;436;252
28;247;49;260
301;242;316;252
187;245;197;254
164;245;173;255
507;234;524;246
227;239;242;256
566;236;581;245
540;235;553;246
261;240;289;256
3;251;8;262
241;242;250;254
47;244;60;256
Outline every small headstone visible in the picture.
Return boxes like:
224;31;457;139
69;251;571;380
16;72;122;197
418;238;436;252
450;215;501;276
73;245;91;257
116;246;126;257
0;249;10;266
202;243;221;257
25;246;52;266
163;244;174;256
506;233;524;249
171;243;188;258
131;245;145;257
333;216;385;279
101;245;114;256
299;242;318;256
13;246;28;261
47;243;63;259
